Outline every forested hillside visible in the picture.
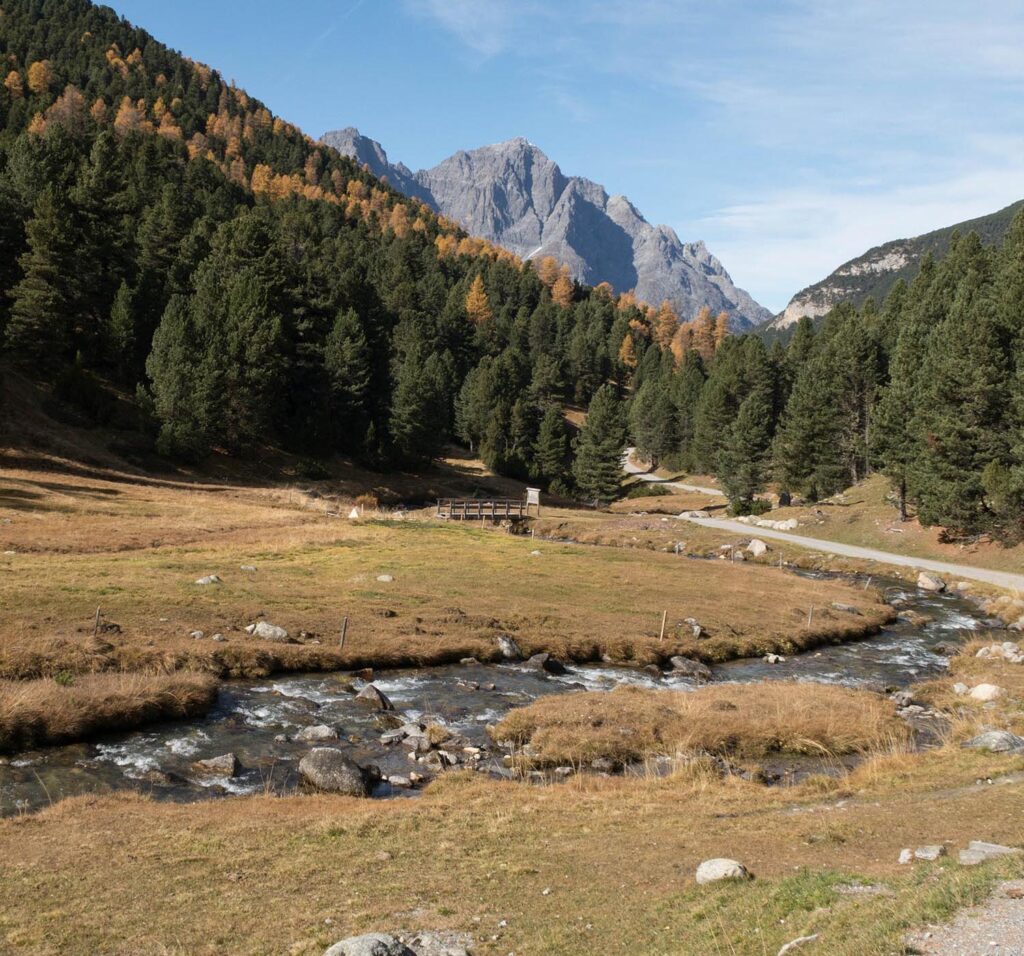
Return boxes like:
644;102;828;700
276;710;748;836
635;224;1024;543
1;0;721;493
2;0;1022;543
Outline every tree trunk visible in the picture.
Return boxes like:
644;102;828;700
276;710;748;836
899;477;908;522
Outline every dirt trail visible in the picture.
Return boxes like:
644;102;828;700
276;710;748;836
906;879;1024;955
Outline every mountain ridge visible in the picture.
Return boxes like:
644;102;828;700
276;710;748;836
322;127;771;330
766;199;1024;331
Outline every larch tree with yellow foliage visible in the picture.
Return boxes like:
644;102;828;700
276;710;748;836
26;60;53;95
551;267;574;307
465;275;492;325
653;300;678;350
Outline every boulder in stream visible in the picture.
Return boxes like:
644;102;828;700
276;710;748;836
669;656;712;681
525;652;567;675
193;753;240;777
299;749;373;796
355;683;394;710
916;572;946;592
296;724;339;742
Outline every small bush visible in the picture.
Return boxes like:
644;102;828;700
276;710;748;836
297;458;331;480
623;483;671;500
355;493;379;511
730;497;773;516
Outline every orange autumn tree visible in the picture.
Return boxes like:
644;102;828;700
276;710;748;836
26;59;53;94
4;70;23;99
465;275;492;325
653;299;679;350
618;333;637;370
551;266;574;307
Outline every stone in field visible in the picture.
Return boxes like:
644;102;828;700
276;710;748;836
747;538;768;557
323;934;414;956
194;575;221;585
695;858;752;885
959;841;1023;866
249;621;290;642
968;683;1003;702
963;730;1024;753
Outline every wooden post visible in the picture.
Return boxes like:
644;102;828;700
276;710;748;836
92;607;102;639
339;616;348;649
806;605;814;628
659;610;667;643
864;575;872;591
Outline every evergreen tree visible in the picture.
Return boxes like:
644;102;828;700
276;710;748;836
6;186;78;364
572;384;626;503
718;385;772;512
323;308;371;449
535;405;569;486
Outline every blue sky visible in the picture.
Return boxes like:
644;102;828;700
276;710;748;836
109;0;1024;312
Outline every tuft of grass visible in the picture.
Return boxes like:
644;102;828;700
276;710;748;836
0;671;218;753
491;683;909;766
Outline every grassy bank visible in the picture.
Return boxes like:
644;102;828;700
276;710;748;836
0;672;218;754
0;461;894;751
491;682;909;766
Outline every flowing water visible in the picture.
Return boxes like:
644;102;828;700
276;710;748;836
0;579;995;816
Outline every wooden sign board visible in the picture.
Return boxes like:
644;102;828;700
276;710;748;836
526;487;541;506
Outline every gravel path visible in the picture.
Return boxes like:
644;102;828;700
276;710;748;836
623;451;1024;590
906;881;1024;954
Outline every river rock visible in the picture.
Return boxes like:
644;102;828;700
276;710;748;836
968;683;1003;702
963;730;1024;753
296;724;339;742
669;656;712;681
695;858;752;885
299;749;372;796
323;933;415;956
193;753;240;777
525;652;567;675
747;538;768;557
764;653;785;665
355;683;394;710
249;621;290;642
958;841;1023;866
496;634;523;661
917;572;946;592
194;575;221;586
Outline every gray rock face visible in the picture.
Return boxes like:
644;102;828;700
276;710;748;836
322;129;770;331
299;749;372;796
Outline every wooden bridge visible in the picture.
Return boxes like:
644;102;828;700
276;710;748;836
435;497;537;521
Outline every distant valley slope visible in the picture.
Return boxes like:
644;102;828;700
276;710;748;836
323;128;771;330
767;199;1024;331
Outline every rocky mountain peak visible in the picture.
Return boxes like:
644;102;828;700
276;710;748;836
321;126;771;329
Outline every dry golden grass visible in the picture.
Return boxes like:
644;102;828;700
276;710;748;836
491;683;909;766
0;671;217;753
1;746;1022;955
608;490;727;515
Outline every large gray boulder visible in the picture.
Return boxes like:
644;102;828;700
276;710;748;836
963;730;1024;753
248;621;290;642
355;683;394;711
695;858;752;885
299;749;372;796
193;753;240;777
496;634;523;661
958;841;1022;866
669;656;713;682
323;934;415;956
916;572;946;592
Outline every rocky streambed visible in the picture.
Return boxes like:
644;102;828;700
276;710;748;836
0;580;996;815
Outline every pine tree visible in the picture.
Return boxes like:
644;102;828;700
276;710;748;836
323;308;371;449
107;281;136;384
718;385;772;512
6;187;78;364
535;405;569;485
572;384;626;503
629;375;677;467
